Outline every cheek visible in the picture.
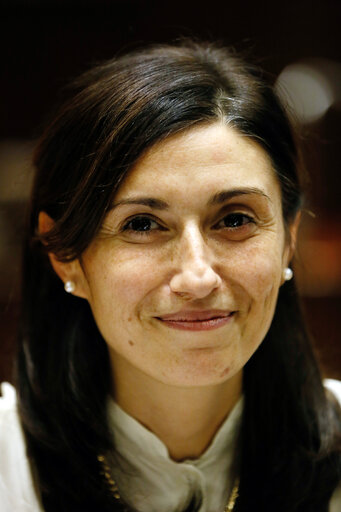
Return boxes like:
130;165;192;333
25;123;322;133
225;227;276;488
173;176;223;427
227;239;283;297
247;256;281;299
226;241;284;346
248;261;282;327
84;247;163;323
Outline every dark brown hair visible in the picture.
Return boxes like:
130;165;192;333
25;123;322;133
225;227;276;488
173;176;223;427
17;40;340;512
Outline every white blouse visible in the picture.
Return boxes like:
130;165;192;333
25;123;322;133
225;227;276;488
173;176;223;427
0;380;340;512
106;396;242;512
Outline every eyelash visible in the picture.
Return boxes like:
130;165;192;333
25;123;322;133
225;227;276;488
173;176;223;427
122;216;164;235
121;213;255;235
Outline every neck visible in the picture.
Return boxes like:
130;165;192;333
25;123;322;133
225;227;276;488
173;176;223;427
110;354;242;461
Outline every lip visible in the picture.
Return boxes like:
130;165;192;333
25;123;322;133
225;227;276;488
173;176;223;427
159;309;233;321
156;309;235;331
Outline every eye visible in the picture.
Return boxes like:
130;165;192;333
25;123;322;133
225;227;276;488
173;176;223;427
214;212;255;230
122;215;163;234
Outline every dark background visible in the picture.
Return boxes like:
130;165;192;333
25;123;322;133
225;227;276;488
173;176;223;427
1;0;340;383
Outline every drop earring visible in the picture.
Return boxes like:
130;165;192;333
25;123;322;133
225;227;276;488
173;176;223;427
283;267;293;281
64;280;76;293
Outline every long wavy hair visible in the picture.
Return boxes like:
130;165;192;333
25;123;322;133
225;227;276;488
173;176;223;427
16;40;341;512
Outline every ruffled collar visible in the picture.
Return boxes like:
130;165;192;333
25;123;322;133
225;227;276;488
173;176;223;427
106;396;243;512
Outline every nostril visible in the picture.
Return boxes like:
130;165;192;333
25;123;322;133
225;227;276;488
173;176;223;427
169;266;222;299
173;291;195;301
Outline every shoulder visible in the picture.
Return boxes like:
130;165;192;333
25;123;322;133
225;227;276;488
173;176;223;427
330;484;341;512
0;382;24;459
323;380;341;511
0;382;43;512
324;378;341;405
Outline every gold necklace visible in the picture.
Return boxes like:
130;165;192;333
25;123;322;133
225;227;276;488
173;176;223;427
98;454;239;511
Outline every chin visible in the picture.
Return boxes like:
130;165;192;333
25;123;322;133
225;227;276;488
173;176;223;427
154;359;240;387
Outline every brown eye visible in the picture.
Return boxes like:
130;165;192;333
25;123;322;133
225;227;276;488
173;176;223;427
217;213;255;229
122;216;162;234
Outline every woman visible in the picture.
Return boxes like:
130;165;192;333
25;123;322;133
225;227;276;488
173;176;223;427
0;40;340;512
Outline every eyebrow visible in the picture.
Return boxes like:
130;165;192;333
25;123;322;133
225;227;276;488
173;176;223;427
110;187;272;211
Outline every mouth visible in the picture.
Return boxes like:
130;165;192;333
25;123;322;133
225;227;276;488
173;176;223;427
156;310;236;331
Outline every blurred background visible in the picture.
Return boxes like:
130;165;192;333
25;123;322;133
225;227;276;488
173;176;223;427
1;0;340;383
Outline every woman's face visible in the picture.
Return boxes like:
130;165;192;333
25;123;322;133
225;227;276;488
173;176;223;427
75;123;296;387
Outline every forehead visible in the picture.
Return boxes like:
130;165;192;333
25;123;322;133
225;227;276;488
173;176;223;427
114;123;281;204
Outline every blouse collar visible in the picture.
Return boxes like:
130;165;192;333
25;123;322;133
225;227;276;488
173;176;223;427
106;396;243;512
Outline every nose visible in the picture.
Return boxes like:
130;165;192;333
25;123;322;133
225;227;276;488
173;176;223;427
169;223;222;300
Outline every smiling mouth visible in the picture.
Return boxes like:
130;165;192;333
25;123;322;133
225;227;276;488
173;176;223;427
156;311;236;331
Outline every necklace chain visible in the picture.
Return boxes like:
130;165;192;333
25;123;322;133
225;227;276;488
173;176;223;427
98;454;239;511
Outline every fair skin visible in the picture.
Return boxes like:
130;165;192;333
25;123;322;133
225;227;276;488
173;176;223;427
40;123;299;461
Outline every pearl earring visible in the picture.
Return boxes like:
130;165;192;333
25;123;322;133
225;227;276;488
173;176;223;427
283;267;293;281
64;280;76;293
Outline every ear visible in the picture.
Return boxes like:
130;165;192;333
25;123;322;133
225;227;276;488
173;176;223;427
288;210;301;262
38;212;90;300
283;210;301;267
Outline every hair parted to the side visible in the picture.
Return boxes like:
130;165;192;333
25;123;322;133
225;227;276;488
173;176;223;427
16;40;340;512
